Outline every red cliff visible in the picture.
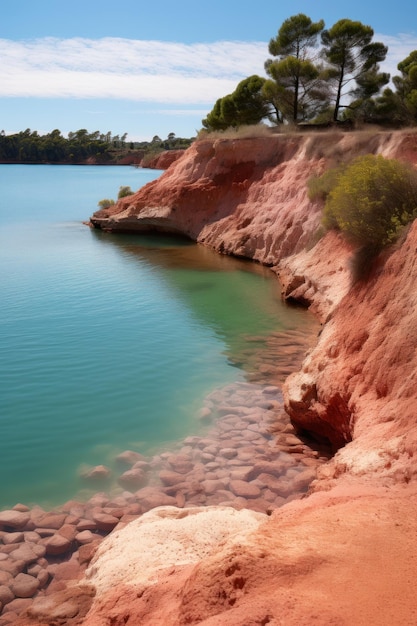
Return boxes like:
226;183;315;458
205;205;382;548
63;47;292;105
24;130;417;625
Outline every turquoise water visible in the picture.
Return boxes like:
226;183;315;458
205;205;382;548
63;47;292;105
0;164;311;510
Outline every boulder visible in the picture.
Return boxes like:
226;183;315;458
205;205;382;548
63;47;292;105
115;450;147;468
229;480;262;499
91;513;119;532
40;534;73;556
80;465;111;482
11;573;39;598
0;584;14;605
0;511;30;531
117;468;147;490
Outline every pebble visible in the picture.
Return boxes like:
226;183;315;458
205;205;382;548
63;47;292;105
11;573;39;599
117;468;147;490
0;323;332;623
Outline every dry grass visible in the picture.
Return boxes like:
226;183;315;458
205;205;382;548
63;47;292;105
196;124;274;142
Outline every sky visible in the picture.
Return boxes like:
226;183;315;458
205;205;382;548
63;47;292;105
1;0;417;142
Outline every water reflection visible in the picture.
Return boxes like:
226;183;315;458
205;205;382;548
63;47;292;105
90;229;320;381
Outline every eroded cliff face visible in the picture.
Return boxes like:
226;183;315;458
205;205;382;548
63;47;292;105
90;130;417;269
90;133;326;264
89;129;417;450
284;221;417;469
45;129;417;626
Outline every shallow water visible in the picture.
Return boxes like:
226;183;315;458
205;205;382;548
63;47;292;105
0;164;317;509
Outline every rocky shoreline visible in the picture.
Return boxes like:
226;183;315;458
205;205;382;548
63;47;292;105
0;325;329;624
4;130;417;624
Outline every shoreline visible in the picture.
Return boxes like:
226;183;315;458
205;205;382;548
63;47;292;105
0;324;329;623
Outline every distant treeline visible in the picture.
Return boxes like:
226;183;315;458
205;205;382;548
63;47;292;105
0;129;194;164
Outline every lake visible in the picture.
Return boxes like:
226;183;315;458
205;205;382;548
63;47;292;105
0;164;315;509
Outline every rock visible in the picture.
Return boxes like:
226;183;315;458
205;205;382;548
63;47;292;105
40;533;73;556
229;480;262;499
29;595;80;620
77;518;98;532
1;532;24;545
201;479;226;495
0;585;14;605
27;586;95;622
78;542;101;566
87;493;110;508
33;512;66;530
91;513;119;532
11;573;40;598
117;468;147;490
23;531;41;543
2;597;32;615
219;447;238;459
246;459;292;481
76;530;97;545
0;511;30;531
135;487;177;511
11;504;30;513
80;465;111;481
36;568;50;588
159;470;185;486
166;454;194;474
0;572;12;586
9;543;46;565
84;506;266;594
292;468;317;491
115;450;147;468
58;523;78;542
229;467;253;482
0;559;25;577
143;149;185;170
198;407;212;421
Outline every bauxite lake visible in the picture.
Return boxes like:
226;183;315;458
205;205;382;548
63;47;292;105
0;164;315;510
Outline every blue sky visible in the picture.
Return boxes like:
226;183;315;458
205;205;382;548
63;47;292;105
1;0;417;142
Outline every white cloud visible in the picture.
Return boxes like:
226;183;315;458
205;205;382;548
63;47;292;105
0;37;267;102
0;34;415;105
375;33;417;79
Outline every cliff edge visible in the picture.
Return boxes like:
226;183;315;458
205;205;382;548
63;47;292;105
23;130;417;625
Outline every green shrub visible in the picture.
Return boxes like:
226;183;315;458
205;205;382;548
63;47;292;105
322;154;417;249
118;185;134;199
97;198;115;209
307;164;346;204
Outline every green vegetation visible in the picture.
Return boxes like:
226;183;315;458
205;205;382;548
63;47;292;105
307;164;346;203
117;186;134;199
0;129;194;164
202;75;270;131
97;198;115;209
203;13;417;131
320;19;389;123
97;185;135;209
264;14;325;123
313;155;417;251
368;50;417;126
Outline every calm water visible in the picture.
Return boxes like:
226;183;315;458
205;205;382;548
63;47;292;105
0;164;313;509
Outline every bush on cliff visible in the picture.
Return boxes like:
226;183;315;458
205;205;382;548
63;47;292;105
307;164;346;203
118;185;134;199
97;198;115;209
313;155;417;250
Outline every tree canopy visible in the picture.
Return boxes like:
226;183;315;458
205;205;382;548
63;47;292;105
202;14;414;131
320;19;389;121
265;14;325;122
202;75;269;131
